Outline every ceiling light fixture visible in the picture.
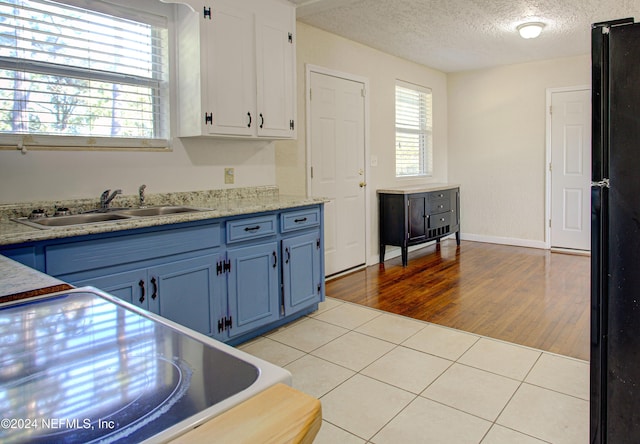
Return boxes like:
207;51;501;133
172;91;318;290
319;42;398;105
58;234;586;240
517;22;545;39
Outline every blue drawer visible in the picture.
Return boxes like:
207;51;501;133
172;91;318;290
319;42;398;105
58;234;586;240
46;223;221;276
280;207;320;233
226;214;277;243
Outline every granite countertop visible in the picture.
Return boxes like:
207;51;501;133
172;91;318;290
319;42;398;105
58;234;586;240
376;183;460;194
0;255;72;302
0;186;326;246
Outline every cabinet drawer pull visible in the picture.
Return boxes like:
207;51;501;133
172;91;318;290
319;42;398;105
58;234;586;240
247;112;252;128
438;204;444;209
260;113;264;129
138;280;145;303
285;247;290;264
151;276;158;300
440;217;445;222
244;225;261;232
272;251;277;268
294;217;308;223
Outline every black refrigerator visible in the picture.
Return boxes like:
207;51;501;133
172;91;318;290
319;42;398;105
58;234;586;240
591;17;640;444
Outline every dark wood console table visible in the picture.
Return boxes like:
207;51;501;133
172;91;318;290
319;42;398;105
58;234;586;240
378;184;460;266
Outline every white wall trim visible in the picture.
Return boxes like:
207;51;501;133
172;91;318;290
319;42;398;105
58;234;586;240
304;64;372;270
545;85;591;250
461;233;548;250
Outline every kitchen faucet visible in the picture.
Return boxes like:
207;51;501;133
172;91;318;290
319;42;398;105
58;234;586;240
100;189;122;209
139;184;147;207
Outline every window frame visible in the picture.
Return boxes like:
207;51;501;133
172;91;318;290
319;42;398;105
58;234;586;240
394;80;433;178
0;0;171;151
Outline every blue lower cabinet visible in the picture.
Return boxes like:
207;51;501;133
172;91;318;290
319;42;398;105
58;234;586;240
2;204;325;342
73;254;220;337
282;231;322;314
74;269;150;311
146;255;219;337
226;241;280;338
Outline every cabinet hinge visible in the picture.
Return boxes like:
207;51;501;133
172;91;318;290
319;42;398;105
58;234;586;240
205;112;213;125
216;259;231;274
218;316;233;332
289;119;295;130
317;283;321;294
361;88;366;98
288;32;293;43
316;238;320;249
203;6;212;20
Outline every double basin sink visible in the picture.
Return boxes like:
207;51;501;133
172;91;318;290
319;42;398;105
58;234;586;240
14;206;208;229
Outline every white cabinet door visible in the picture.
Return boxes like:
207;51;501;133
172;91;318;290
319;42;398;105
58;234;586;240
255;14;295;138
175;0;295;139
207;2;255;136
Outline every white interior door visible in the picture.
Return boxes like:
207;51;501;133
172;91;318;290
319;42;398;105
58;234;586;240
309;71;366;276
550;88;591;250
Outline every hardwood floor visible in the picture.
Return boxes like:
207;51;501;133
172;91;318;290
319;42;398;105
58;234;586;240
325;240;590;361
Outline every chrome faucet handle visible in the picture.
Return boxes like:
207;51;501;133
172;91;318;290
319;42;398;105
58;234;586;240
139;184;147;207
100;189;111;206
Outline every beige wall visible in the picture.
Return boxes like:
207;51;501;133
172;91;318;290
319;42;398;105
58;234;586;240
447;55;590;246
0;138;276;203
277;22;449;263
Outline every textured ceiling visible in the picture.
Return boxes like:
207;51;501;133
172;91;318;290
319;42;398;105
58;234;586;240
290;0;640;72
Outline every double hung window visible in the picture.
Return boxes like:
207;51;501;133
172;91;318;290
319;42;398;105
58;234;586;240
395;80;433;177
0;0;169;149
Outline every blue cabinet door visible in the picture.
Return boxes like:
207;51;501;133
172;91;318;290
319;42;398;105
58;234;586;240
282;231;322;314
227;242;279;338
73;269;149;311
147;254;219;337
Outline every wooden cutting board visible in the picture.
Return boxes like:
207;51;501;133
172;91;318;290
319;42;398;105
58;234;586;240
171;383;322;443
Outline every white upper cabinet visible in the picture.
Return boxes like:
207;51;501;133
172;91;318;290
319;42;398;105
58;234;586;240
174;0;296;139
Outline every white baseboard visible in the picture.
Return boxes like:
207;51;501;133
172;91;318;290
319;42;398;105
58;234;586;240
460;233;547;249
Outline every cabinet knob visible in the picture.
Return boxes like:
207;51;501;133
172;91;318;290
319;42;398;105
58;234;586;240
359;181;367;188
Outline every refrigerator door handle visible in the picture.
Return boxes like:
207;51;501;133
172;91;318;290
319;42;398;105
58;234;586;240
591;179;610;188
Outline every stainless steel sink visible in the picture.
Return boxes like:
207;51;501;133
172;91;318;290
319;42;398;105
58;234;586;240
12;206;208;229
16;212;130;228
115;206;202;217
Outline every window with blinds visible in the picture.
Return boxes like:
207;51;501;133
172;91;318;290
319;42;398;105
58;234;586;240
395;81;432;177
0;0;169;149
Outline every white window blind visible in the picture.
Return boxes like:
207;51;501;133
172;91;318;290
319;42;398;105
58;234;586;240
395;81;432;177
0;0;169;149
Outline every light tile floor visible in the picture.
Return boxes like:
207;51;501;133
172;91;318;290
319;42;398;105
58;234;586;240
238;298;589;444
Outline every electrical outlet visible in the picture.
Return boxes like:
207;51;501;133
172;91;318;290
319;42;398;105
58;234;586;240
224;168;234;184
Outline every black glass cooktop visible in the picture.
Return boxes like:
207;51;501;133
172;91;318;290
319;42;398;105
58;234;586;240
0;290;259;443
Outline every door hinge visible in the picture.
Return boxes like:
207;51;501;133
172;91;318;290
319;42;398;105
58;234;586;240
549;106;552;115
549;219;552;228
288;32;293;43
205;112;213;125
203;6;212;19
549;163;552;172
361;88;366;97
290;119;295;130
310;166;314;179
